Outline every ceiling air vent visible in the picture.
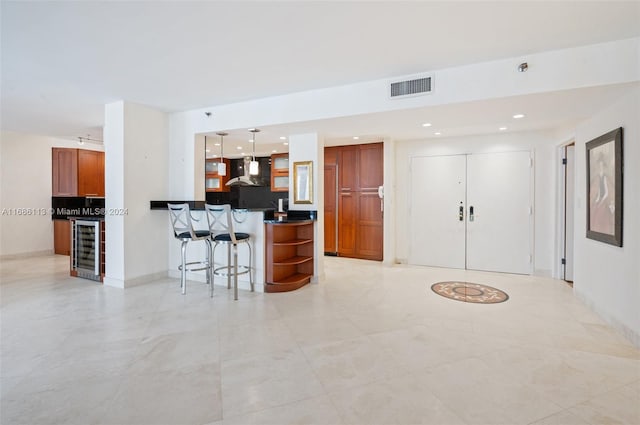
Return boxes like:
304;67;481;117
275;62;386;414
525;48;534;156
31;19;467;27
389;75;433;99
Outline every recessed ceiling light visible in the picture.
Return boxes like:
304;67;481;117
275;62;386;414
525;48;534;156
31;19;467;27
283;142;289;146
237;146;242;150
212;154;218;158
434;132;441;136
272;149;277;153
241;152;246;156
513;114;525;119
214;143;220;146
422;123;432;127
205;149;211;153
279;136;287;140
248;138;254;143
353;136;359;140
499;127;507;131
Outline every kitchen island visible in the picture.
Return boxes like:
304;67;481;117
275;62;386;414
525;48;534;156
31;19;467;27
150;201;316;293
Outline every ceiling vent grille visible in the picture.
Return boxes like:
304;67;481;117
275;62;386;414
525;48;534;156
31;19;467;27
389;75;432;98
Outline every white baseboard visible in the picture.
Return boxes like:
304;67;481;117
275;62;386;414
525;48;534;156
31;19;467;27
533;268;552;278
104;270;169;289
575;289;640;348
0;249;54;260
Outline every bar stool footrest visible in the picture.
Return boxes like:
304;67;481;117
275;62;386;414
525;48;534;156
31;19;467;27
213;264;251;277
178;261;210;273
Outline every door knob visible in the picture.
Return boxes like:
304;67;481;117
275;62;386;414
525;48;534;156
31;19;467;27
459;204;464;221
469;205;474;222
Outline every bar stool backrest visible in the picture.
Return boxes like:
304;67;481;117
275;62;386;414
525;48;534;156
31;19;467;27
168;203;198;240
205;204;238;244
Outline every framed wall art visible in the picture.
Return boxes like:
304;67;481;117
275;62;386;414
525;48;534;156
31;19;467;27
293;161;313;204
586;127;623;246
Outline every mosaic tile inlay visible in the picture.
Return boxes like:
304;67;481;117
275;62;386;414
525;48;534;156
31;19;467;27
431;281;509;304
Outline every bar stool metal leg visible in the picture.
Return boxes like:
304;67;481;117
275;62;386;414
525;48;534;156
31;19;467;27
233;243;239;300
248;242;254;292
180;240;188;295
207;239;214;297
227;244;232;290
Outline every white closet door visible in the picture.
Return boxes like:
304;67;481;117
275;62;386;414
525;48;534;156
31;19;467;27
466;151;532;274
408;155;466;269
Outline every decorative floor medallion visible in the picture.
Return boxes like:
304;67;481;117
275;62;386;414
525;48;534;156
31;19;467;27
431;281;509;304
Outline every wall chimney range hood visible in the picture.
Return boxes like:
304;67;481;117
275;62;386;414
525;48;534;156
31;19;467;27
226;157;263;187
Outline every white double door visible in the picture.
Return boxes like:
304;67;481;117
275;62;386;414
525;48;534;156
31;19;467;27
408;151;532;274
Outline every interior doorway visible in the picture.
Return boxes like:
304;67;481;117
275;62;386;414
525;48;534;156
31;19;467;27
562;143;575;283
408;151;533;275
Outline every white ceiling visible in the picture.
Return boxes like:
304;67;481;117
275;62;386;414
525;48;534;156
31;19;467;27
2;1;639;145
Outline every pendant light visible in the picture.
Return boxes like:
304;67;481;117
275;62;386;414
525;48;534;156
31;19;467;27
215;132;227;176
249;128;260;175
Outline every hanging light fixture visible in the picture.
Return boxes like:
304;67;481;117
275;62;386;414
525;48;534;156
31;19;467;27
248;128;260;175
215;132;227;176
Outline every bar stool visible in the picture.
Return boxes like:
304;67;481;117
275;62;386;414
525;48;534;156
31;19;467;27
168;203;212;295
205;204;253;300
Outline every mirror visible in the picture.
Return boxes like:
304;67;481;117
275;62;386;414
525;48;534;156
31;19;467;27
293;161;313;204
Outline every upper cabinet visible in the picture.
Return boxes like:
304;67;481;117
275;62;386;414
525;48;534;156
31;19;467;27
271;153;289;192
78;149;105;196
205;158;231;192
52;148;105;197
52;148;79;196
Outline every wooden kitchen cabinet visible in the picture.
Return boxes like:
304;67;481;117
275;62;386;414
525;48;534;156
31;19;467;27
78;149;105;196
53;219;71;255
205;158;230;192
270;153;289;192
52;148;104;197
52;148;79;196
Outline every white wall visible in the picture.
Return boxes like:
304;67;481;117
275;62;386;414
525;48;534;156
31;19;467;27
573;87;640;345
395;130;559;275
104;101;169;287
288;133;324;280
0;131;103;257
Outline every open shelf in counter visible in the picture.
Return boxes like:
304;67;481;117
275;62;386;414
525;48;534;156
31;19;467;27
264;220;314;292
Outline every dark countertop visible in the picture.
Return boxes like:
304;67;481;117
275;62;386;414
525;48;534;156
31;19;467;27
264;219;314;224
149;201;270;212
150;201;317;222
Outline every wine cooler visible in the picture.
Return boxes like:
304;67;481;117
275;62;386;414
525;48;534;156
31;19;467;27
71;220;101;281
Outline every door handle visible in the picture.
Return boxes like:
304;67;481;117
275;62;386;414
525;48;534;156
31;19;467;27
469;205;474;222
459;203;464;221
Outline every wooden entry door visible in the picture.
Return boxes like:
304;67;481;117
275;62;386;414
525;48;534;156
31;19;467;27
326;143;384;261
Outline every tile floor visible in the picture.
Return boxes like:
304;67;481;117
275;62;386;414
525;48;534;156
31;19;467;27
1;255;639;425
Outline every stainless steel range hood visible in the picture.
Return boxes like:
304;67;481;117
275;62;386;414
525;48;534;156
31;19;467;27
226;157;262;187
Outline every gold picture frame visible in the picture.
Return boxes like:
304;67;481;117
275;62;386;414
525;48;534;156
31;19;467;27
293;161;313;204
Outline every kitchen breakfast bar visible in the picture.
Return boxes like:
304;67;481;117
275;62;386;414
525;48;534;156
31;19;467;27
150;201;317;294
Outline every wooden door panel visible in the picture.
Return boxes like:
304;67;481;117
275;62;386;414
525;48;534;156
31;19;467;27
338;192;356;256
358;143;383;190
339;146;357;191
324;164;337;253
357;193;383;260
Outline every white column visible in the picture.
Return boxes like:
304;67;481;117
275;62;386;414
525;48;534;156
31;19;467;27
103;101;170;288
383;137;396;265
288;133;324;282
